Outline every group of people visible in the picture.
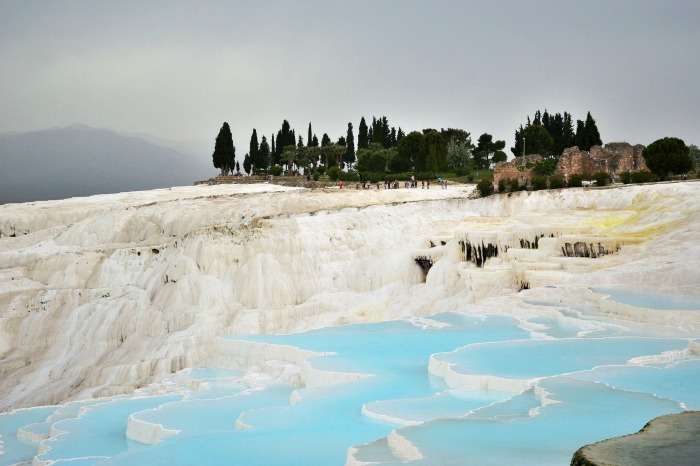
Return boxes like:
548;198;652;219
345;176;449;190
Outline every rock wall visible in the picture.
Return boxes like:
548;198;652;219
495;142;649;187
558;142;648;181
492;154;544;189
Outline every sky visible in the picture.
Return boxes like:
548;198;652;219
1;0;698;157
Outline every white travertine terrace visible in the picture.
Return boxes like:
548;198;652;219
1;181;699;412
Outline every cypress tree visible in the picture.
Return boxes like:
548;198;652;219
307;123;313;148
512;125;524;157
563;112;575;149
212;122;235;175
584;112;602;149
297;135;304;149
249;129;259;169
575;120;586;149
396;127;405;144
381;116;391;148
321;133;331;147
370;117;379;144
243;153;252;175
390;127;397;147
344;122;355;165
274;130;283;165
271;134;276;157
259;136;270;169
358;117;369;149
281;120;292;148
312;135;319;147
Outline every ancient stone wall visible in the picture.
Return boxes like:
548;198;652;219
492;154;543;189
556;142;649;181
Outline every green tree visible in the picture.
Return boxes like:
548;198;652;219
575;113;603;150
321;133;331;147
358;117;369;149
307;123;313;148
395;131;425;172
258;136;270;170
282;145;296;172
396;127;405;145
523;124;554;155
311;135;319;147
584;112;602;149
344;122;355;166
356;143;392;173
424;130;447;171
249;129;260;169
243;153;252;175
575;120;586;148
447;133;474;170
643;137;692;179
212;122;235;175
321;144;345;167
474;133;506;169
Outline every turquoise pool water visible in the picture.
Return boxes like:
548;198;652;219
594;287;700;310
1;312;698;466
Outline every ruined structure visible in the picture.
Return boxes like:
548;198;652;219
492;154;543;189
557;142;648;181
493;142;649;189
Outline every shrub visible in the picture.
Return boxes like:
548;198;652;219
533;158;557;176
270;165;283;176
568;174;583;187
340;170;360;182
621;171;632;184
312;171;320;181
315;165;326;175
531;175;548;191
631;170;656;183
327;166;340;181
415;171;435;181
476;179;494;197
498;178;507;193
455;167;468;177
548;175;564;189
593;171;610;187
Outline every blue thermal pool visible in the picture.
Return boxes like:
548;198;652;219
593;287;700;311
1;312;698;466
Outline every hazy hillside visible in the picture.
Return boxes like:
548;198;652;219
0;125;214;203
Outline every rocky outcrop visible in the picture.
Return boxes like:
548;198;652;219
492;154;543;189
571;411;700;466
558;143;648;181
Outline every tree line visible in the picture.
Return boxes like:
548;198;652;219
212;116;507;178
511;110;602;158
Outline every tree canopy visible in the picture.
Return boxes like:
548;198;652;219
212;122;235;175
643;137;692;178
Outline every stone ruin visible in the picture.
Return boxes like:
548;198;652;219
491;154;543;190
557;142;648;182
493;142;649;188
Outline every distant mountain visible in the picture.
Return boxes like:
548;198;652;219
0;125;215;203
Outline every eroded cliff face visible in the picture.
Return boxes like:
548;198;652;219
1;182;699;410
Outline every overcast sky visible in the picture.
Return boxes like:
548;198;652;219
1;0;698;156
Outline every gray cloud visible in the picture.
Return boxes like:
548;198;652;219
1;0;698;157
